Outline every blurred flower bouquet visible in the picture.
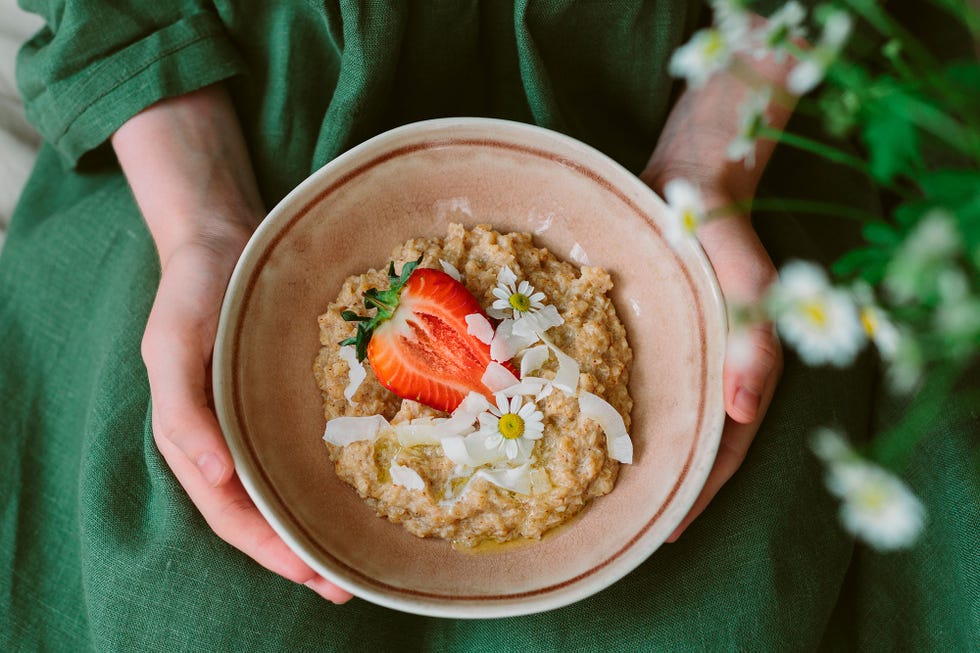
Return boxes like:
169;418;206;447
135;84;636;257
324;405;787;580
668;0;979;551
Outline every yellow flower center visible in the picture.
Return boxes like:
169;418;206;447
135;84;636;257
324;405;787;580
704;30;724;57
856;482;887;511
803;301;827;326
683;209;698;233
860;307;877;337
498;413;525;440
509;292;532;312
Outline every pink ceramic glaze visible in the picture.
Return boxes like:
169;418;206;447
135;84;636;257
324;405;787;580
213;118;726;618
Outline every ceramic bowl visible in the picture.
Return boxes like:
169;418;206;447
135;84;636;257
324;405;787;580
213;117;726;618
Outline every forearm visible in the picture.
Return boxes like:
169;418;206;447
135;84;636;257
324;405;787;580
111;84;264;265
642;16;800;202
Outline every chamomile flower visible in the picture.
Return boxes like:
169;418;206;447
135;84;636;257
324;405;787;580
488;267;564;360
811;429;926;551
787;9;853;95
852;282;900;359
477;393;545;461
767;260;864;367
885;210;962;303
662;179;707;246
753;1;807;61
727;87;771;168
668;27;737;88
490;266;546;320
710;0;752;41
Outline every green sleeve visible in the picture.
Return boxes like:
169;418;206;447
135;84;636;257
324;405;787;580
16;1;246;167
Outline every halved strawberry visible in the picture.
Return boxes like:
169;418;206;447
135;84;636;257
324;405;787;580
341;258;512;413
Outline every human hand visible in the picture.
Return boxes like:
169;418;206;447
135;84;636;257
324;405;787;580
113;86;352;603
665;191;783;542
641;16;798;540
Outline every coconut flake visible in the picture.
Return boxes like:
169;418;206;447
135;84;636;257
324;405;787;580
389;463;426;490
530;467;552;494
578;391;633;463
440;259;462;282
519;344;550;378
440;392;491;433
538;333;579;394
512;305;564;339
482;361;520;392
500;377;552;400
393;420;444;447
465;313;494;344
442;434;505;467
474;463;533;495
490;318;538;362
323;415;389;447
338;345;366;405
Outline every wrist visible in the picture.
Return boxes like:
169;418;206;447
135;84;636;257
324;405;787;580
112;84;264;265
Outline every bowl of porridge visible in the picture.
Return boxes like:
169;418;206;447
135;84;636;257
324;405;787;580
213;118;726;618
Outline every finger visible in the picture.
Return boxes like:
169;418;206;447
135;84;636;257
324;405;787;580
724;321;782;424
142;246;239;486
155;426;354;603
143;315;234;487
696;212;781;425
666;354;779;542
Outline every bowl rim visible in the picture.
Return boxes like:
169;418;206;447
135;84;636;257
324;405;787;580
213;116;726;618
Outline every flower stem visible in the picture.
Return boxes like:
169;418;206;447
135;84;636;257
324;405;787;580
758;126;868;173
711;198;882;223
868;363;966;469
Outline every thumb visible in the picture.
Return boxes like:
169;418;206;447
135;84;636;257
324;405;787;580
696;211;783;425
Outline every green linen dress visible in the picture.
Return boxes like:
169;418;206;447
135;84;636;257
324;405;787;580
1;1;976;650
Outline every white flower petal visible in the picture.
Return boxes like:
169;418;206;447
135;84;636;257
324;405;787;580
465;313;495;344
389;463;426;490
579;391;633;463
323;415;390;447
338;345;366;405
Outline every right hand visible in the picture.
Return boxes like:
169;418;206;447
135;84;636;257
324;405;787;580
114;85;352;603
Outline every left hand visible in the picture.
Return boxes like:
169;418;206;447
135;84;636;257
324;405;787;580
641;15;797;540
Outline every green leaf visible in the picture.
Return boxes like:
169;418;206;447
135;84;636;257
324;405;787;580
861;101;920;183
862;222;902;247
832;247;889;283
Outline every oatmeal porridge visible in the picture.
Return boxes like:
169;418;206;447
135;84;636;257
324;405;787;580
314;223;633;547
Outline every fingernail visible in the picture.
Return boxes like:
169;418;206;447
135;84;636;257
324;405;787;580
196;453;227;487
734;386;761;420
305;577;351;604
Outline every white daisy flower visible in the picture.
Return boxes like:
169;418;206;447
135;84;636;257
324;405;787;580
710;0;752;41
490;266;547;320
767;260;865;367
885;210;962;303
852;282;900;359
669;27;738;88
753;1;807;61
726;87;771;168
476;393;544;462
787;9;853;95
811;429;926;551
487;267;564;361
886;334;924;394
662;179;707;246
